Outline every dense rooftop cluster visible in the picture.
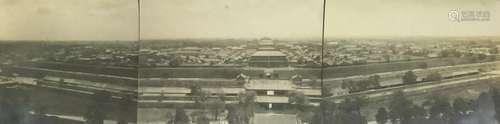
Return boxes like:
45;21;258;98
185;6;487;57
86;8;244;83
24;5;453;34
323;40;499;66
139;39;500;67
0;42;138;67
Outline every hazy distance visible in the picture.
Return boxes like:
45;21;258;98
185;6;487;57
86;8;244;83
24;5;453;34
326;0;500;38
0;0;138;41
140;0;323;40
1;0;498;41
143;0;499;40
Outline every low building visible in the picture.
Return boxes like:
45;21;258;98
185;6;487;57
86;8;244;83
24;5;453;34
245;79;295;110
249;51;288;67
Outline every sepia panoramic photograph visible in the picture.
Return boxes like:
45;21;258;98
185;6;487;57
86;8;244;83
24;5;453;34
1;0;500;124
0;0;139;124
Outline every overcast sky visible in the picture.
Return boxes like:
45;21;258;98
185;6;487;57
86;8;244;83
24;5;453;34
326;0;500;38
0;0;138;41
143;0;499;39
1;0;498;41
140;0;324;39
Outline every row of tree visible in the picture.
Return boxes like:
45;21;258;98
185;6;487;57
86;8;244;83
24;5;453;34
341;70;445;93
341;75;382;93
169;86;500;124
1;88;134;124
374;91;476;124
167;90;257;124
309;90;488;124
309;97;369;124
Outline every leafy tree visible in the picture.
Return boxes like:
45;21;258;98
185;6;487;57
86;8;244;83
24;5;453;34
334;97;368;124
210;98;225;121
423;95;452;122
240;91;256;122
341;79;354;92
85;107;105;124
322;86;333;96
225;91;257;124
383;54;391;62
288;91;310;112
410;104;427;120
341;79;375;93
333;109;351;124
490;88;500;123
190;85;210;109
368;75;381;89
402;71;418;84
297;111;314;124
440;49;461;58
417;62;428;69
452;97;472;116
190;85;202;96
215;90;227;103
226;104;253;124
356;80;370;91
424;72;442;82
195;91;210;110
388;91;415;124
319;100;337;124
375;107;388;124
174;107;190;124
85;91;111;124
169;56;183;67
452;50;462;57
339;97;367;116
165;112;174;124
310;106;325;124
451;97;473;124
226;105;240;124
440;50;450;57
289;91;313;123
196;112;210;124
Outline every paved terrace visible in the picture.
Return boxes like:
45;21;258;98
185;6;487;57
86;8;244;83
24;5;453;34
245;79;295;90
138;78;322;107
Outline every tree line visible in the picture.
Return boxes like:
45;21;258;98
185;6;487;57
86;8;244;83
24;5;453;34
308;89;500;124
166;88;257;124
341;70;445;94
0;88;134;124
